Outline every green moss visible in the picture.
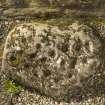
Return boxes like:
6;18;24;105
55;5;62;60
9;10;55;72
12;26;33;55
4;80;23;93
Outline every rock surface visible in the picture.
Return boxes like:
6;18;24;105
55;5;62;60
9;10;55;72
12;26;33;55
0;0;105;105
1;22;104;102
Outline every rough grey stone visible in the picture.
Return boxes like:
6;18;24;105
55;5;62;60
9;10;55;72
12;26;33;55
2;22;103;102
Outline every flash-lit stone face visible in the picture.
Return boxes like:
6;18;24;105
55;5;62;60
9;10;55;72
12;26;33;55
2;22;102;101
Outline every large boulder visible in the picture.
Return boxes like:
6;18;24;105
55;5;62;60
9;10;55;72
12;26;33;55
1;22;103;101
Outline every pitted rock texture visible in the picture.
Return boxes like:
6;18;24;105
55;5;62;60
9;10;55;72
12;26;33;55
0;20;21;70
2;22;103;101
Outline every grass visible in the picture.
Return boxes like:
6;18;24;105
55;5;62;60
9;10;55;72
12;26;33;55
4;80;24;94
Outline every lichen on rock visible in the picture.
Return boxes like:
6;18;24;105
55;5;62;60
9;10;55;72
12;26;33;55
1;22;103;102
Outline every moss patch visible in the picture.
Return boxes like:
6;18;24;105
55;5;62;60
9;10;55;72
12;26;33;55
4;80;24;94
